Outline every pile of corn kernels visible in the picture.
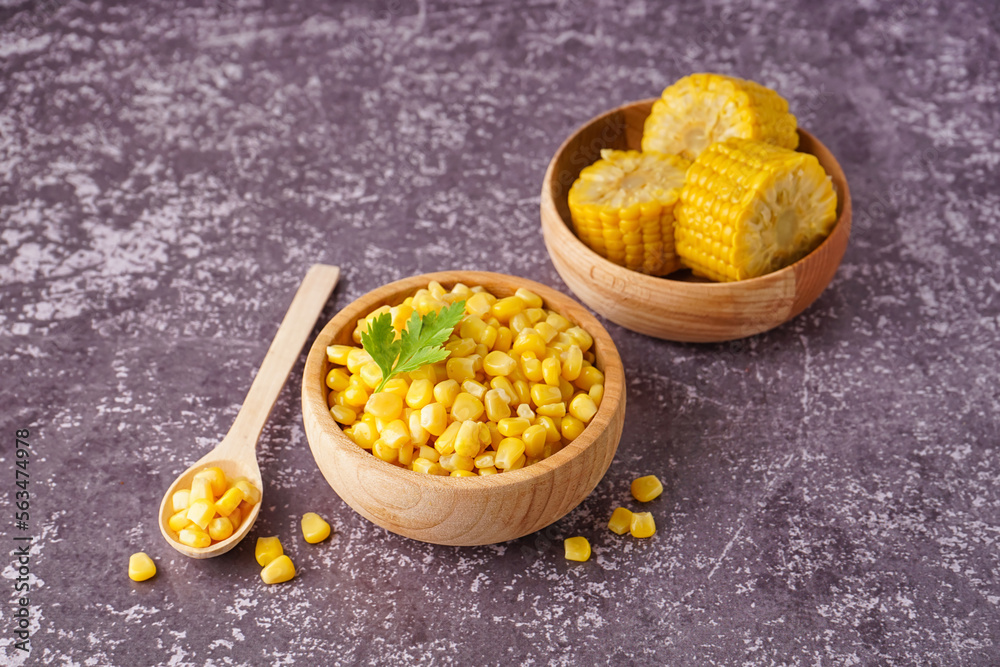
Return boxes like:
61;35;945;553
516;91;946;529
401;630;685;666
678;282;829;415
325;281;605;475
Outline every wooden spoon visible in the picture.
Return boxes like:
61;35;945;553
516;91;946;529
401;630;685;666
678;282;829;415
159;264;340;558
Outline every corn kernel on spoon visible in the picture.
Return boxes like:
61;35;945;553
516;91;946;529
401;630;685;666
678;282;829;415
158;264;340;559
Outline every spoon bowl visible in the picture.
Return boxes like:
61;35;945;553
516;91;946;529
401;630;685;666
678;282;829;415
159;264;340;558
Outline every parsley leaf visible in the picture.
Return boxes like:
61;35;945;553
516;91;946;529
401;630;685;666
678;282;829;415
361;300;466;394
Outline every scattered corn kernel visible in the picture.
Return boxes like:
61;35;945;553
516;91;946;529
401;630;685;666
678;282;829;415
630;511;656;538
301;512;332;544
260;554;296;585
255;536;283;567
631;475;664;502
128;552;157;582
608;507;633;535
563;536;591;562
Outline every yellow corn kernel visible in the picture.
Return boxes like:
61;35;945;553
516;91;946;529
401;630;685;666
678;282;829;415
445;357;476;384
359;361;383;389
560;346;583;381
508;454;526;470
542;357;561;386
301;512;331;544
530;383;563;407
346;348;373;374
486;421;503;447
631;475;664;502
326;344;353;365
190;476;215;504
405;379;435;409
349;421;378;449
435;421;462;455
171;489;191;513
365;392;403;420
168;509;191;533
608;507;633;535
589;383;604;406
508;287;539;309
520;353;543;382
497;417;530;437
229;505;243;530
215;487;245;517
261;554;296;585
407;411;430;446
128;552;156;582
342;385;369;407
380;419;410;449
522;424;547;459
407;364;437;383
186;498;216;530
513;380;531;405
559;378;575;402
373;440;398;463
208;516;234;541
234;479;261;505
630;512;656;538
330;404;357;425
563;536;591;562
483;389;511;422
516;403;535;420
561;415;586;441
412;457;448;475
446;336;477;358
537;415;561;443
454;420;481;458
479;325;498;349
575;366;604;392
536;402;567;418
525;308;546;324
474;450;496;468
493;326;513;353
512;328;546;357
564;326;591;351
534;321;558;344
391;302;414;330
569;394;598;423
459;315;488;342
509;311;531;333
178;526;211;549
461;379;487;400
418;445;440;463
255;536;283;566
440;453;475;472
420;402;448;436
451;392;484;422
489;376;517;404
326;368;351;392
478;466;498;476
465;292;496;317
496;437;526;470
451;469;476;477
483;350;517;376
490;296;524;322
433;380;461;408
382;377;409;399
413;292;446;315
398;441;415;466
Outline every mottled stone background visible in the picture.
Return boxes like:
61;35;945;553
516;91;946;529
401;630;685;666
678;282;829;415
1;0;998;664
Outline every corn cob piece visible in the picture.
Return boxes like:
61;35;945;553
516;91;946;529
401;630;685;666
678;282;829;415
642;73;798;161
674;138;838;281
567;149;690;275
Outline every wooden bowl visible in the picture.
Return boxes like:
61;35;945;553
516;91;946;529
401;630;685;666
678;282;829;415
540;99;853;342
301;271;626;546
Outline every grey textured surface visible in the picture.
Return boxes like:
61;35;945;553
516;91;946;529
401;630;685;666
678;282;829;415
2;0;999;665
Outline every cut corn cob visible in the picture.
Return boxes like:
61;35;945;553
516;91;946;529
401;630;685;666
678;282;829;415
642;73;799;160
568;149;690;275
675;138;838;281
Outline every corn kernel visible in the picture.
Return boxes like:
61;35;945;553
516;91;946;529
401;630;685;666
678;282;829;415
229;505;243;530
522;424;547;459
178;527;211;548
491;296;525;322
440;453;475;472
534;321;558;343
346;348;373;374
342;385;369;407
478;466;498;476
631;475;663;502
365;392;403;420
373;440;398;463
481;389;511;422
565;326;593;351
301;512;332;543
497;417;530;437
215;487;245;517
466;292;496;317
408;411;430;446
569;394;598;423
327;344;353;365
563;536;591;562
171;489;191;513
446;336;477;357
537;415;561;442
509;311;531;333
128;552;156;581
536;402;567;418
575;365;604;391
508;454;526;470
330;404;357;425
261;554;296;584
360;361;383;389
513;329;546;357
435;421;462;455
459;315;488;343
208;516;234;541
326;368;351;392
630;512;656;538
474;451;496;468
530;383;563;407
418;445;440;463
461;379;487;400
561;414;586;440
483;351;517;376
493;326;513;352
168;509;191;532
559;377;575;402
445;357;476;384
489;377;516;404
190;476;215;504
496;437;526;469
451;392;484;422
420;402;448;436
404;379;434;410
561;346;583;381
589;383;604;406
398;441;414;465
382;377;409;399
515;403;535;420
186;498;216;530
451;469;476;477
412;458;448;475
521;354;543;382
255;536;283;566
608;507;633;535
350;421;378;448
234;479;261;505
433;380;461;408
454;420;481;457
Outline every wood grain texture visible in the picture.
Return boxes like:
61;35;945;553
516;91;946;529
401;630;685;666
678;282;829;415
301;271;626;546
540;99;853;342
159;264;340;558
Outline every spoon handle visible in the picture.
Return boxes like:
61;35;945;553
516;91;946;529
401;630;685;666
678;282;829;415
226;264;340;450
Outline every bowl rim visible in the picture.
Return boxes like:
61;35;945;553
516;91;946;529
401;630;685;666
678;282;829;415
540;97;853;293
302;270;625;492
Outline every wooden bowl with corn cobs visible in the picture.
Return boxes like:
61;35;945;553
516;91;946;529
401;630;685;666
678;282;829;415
540;99;853;343
301;271;625;546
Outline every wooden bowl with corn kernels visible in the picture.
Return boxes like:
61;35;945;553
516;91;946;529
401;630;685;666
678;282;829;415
540;98;853;343
301;271;626;546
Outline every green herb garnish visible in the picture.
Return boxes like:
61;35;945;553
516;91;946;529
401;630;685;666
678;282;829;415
361;300;466;394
